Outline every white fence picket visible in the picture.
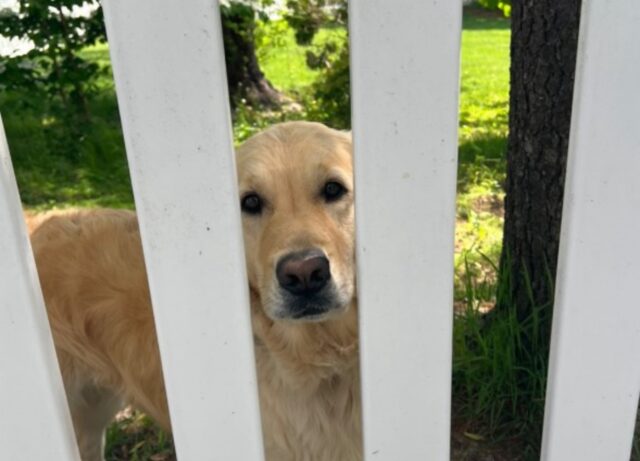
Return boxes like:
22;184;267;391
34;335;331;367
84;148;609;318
0;116;80;460
101;1;264;460
349;1;462;459
3;1;639;459
541;1;640;460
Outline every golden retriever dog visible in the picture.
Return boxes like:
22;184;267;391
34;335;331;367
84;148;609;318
29;121;362;461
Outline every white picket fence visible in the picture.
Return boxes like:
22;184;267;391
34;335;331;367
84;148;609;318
0;0;638;459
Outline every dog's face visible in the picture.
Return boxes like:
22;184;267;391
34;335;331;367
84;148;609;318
236;122;355;322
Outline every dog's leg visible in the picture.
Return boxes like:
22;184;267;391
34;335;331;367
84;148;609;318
66;382;124;461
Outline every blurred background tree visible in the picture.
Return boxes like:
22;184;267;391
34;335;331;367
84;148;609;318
0;1;283;111
0;0;105;120
0;0;350;129
0;0;284;166
283;0;350;129
220;2;281;108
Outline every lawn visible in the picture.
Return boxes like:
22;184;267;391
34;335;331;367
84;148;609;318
1;6;520;460
455;10;510;308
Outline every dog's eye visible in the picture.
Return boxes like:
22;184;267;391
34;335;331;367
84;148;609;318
241;193;262;215
323;181;347;202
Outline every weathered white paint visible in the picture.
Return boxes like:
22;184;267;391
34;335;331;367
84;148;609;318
349;1;461;459
101;1;264;460
0;116;80;460
541;1;640;460
3;0;640;459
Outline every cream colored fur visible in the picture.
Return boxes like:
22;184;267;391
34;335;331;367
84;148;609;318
29;122;362;461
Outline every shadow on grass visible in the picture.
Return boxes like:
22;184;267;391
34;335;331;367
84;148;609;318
458;134;507;192
2;90;134;210
463;6;511;31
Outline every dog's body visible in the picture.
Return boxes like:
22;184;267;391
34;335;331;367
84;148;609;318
29;122;362;461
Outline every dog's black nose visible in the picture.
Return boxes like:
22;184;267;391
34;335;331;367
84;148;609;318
276;250;331;296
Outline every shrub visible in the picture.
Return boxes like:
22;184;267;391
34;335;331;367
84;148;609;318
476;0;511;17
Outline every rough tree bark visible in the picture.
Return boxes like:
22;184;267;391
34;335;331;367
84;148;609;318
497;0;582;322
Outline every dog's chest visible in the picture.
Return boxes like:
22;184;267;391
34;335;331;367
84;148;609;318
255;348;362;461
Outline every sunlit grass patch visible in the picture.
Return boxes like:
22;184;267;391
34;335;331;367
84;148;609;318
458;12;510;194
257;19;346;96
453;11;510;303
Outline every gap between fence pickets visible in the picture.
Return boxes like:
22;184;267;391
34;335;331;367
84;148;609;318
0;116;81;459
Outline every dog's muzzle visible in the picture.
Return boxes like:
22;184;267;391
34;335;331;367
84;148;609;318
275;249;339;319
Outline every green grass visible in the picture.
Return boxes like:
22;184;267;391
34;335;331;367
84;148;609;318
453;256;552;459
3;12;510;214
105;410;174;461
1;88;132;209
0;7;521;459
256;20;346;95
459;11;510;189
79;43;114;84
454;11;510;305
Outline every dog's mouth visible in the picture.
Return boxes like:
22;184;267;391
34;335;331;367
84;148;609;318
290;306;331;320
265;284;351;323
284;290;338;320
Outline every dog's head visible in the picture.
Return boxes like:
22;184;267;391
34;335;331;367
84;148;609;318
236;122;355;323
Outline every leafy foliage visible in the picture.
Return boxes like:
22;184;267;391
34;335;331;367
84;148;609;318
284;0;328;45
476;0;512;17
0;0;106;117
284;0;351;128
0;0;108;164
304;40;349;129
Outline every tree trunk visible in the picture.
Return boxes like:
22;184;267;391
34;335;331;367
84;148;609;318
221;2;282;109
497;0;582;323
